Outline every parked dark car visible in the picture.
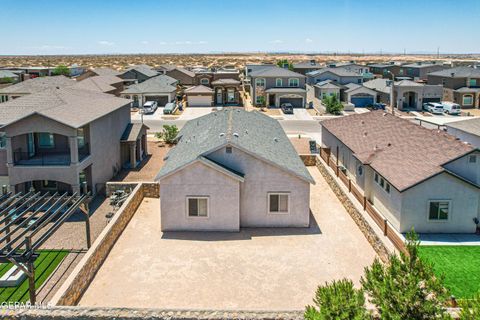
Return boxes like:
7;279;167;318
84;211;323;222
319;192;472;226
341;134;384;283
280;103;294;114
370;103;386;110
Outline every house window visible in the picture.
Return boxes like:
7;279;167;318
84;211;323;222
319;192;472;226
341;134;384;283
469;155;477;163
255;78;265;88
469;79;477;87
276;78;283;87
77;128;85;148
428;201;450;221
226;146;232;154
385;183;390;194
374;172;379;183
38;133;54;148
288;78;299;87
0;133;6;149
268;193;289;214
227;88;235;103
463;94;473;106
200;78;210;85
357;164;363;176
187;197;208;217
357;79;362;84
379;178;385;188
255;95;264;104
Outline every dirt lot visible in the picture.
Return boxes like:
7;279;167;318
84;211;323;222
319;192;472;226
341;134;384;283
114;140;171;182
79;167;376;311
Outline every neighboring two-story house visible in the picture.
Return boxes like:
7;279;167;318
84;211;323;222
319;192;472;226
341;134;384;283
321;111;479;234
0;87;146;195
292;60;323;75
306;68;364;86
427;66;480;109
397;62;448;81
119;64;159;83
249;66;306;108
156;108;314;231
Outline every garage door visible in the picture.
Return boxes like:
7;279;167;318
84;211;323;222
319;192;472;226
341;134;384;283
279;97;303;108
423;98;441;104
351;95;374;107
145;96;169;106
188;95;212;107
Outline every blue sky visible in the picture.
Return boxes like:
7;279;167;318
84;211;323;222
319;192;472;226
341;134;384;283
1;0;478;55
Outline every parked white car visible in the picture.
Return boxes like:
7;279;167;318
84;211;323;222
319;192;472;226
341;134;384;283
142;101;158;114
423;102;444;115
442;101;462;115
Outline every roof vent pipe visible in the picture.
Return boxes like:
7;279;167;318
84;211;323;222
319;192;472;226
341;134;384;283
233;133;239;137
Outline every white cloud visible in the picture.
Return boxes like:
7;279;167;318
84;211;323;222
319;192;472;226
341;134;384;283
98;40;115;46
269;39;283;44
305;38;313;43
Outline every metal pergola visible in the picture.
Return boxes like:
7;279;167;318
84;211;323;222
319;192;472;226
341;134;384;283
0;190;91;304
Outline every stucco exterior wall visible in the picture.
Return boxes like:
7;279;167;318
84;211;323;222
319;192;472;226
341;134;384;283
160;161;240;231
207;146;310;227
401;172;480;233
88;104;131;193
443;151;480;185
446;127;480;149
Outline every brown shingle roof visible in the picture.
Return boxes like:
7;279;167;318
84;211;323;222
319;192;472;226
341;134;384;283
0;87;131;128
321;111;473;191
74;75;123;93
0;75;75;94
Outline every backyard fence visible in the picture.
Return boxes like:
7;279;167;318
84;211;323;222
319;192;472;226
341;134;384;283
319;147;407;254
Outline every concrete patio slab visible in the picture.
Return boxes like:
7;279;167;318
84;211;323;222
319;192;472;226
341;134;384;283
79;168;376;311
418;233;480;246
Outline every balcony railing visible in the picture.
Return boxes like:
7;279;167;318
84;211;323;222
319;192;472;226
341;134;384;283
13;143;90;166
14;150;71;166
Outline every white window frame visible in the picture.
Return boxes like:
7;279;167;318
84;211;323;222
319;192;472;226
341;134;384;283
427;200;451;222
186;196;209;218
275;78;283;87
288;78;299;87
267;192;290;215
200;78;210;85
0;132;6;149
255;78;266;88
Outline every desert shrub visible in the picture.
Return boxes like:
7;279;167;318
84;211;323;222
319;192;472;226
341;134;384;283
322;95;343;115
155;124;178;144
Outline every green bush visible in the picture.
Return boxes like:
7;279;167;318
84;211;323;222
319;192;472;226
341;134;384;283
322;95;343;115
361;230;451;320
52;65;71;76
155;124;178;144
305;279;370;320
276;59;293;70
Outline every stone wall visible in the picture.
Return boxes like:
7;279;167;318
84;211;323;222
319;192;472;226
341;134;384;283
300;154;316;166
0;307;304;320
106;182;160;198
142;182;160;198
50;184;145;306
315;157;390;262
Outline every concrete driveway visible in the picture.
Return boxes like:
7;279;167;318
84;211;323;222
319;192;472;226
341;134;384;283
179;107;213;120
79;168;376;311
282;108;314;120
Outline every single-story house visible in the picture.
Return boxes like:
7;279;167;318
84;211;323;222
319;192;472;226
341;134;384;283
184;85;214;107
120;75;178;108
312;80;342;100
342;83;378;107
156;109;314;231
321;111;479;233
445;117;480;148
75;67;121;81
0;70;21;84
0;75;75;103
74;75;125;96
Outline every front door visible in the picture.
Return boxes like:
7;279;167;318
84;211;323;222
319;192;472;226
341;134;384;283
27;133;35;157
269;94;275;107
216;89;223;105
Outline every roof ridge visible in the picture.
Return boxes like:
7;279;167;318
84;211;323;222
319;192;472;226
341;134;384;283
226;109;233;142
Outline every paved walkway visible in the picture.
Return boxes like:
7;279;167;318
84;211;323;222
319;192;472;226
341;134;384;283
79;168;376;311
419;233;480;246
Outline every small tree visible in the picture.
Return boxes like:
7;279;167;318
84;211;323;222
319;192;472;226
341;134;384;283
459;294;480;320
155;124;178;144
361;230;451;320
322;95;343;115
276;59;293;70
305;279;370;320
52;65;71;76
256;95;266;108
0;77;14;84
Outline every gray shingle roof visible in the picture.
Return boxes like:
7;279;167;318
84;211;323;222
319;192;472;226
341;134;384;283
121;123;149;142
313;80;343;89
0;75;75;94
0;87;131;128
74;75;123;93
91;68;121;77
446;117;480;137
211;78;241;85
156;109;314;183
428;66;480;78
0;70;19;79
249;66;306;78
124;64;159;78
121;75;177;94
184;85;213;94
307;67;359;77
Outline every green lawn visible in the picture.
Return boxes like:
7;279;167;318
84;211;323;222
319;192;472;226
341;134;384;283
0;250;69;303
419;246;480;299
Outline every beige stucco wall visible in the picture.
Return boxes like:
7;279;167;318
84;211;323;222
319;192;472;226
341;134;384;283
208;146;310;227
443;151;480;185
160;161;240;231
401;172;480;233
